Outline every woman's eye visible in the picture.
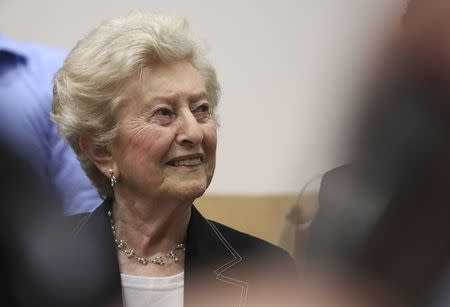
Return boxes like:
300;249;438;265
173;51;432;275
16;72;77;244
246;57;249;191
154;108;173;117
150;108;174;125
197;105;209;113
193;104;211;120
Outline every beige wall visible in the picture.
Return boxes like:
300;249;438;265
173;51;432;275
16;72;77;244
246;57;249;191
0;0;406;196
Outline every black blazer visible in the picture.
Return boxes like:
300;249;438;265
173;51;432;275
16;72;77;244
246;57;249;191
68;198;298;307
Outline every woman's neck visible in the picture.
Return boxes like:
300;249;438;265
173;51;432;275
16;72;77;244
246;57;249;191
111;191;191;276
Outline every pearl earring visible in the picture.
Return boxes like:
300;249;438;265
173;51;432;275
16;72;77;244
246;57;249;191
109;168;118;188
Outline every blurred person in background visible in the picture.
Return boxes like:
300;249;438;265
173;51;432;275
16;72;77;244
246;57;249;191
52;11;297;307
0;32;101;215
0;33;116;306
306;0;450;306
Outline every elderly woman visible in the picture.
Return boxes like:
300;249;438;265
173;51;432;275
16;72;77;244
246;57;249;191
52;11;296;307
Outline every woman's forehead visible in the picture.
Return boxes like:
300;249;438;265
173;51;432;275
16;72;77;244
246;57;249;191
130;62;207;102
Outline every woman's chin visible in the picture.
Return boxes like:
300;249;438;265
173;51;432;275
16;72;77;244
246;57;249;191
165;181;209;202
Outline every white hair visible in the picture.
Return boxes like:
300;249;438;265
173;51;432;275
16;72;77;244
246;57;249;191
52;11;221;198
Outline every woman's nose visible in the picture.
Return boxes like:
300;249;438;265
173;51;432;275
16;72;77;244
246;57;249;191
175;110;203;147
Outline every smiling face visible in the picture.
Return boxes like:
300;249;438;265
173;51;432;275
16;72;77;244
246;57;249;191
110;61;217;203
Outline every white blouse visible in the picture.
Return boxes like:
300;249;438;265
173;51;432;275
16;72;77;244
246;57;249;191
121;272;184;307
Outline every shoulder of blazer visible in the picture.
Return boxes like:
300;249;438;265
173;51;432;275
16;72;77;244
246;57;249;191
203;219;299;306
206;219;297;271
64;212;95;238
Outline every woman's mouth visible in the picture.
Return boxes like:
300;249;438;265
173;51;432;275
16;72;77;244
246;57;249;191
167;157;203;166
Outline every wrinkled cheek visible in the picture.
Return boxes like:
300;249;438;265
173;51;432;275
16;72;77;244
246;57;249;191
205;123;218;151
132;131;170;161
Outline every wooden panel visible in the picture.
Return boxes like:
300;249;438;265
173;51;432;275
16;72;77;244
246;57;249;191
194;193;319;262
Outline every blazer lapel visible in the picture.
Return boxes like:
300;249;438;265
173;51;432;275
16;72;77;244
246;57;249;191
184;206;248;307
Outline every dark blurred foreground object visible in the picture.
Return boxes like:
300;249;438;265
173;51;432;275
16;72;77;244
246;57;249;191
0;142;121;307
307;63;450;306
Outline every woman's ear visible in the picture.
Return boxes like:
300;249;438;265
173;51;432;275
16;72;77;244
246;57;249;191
79;135;114;177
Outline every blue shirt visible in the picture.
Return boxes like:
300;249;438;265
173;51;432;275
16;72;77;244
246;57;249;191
0;33;101;215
